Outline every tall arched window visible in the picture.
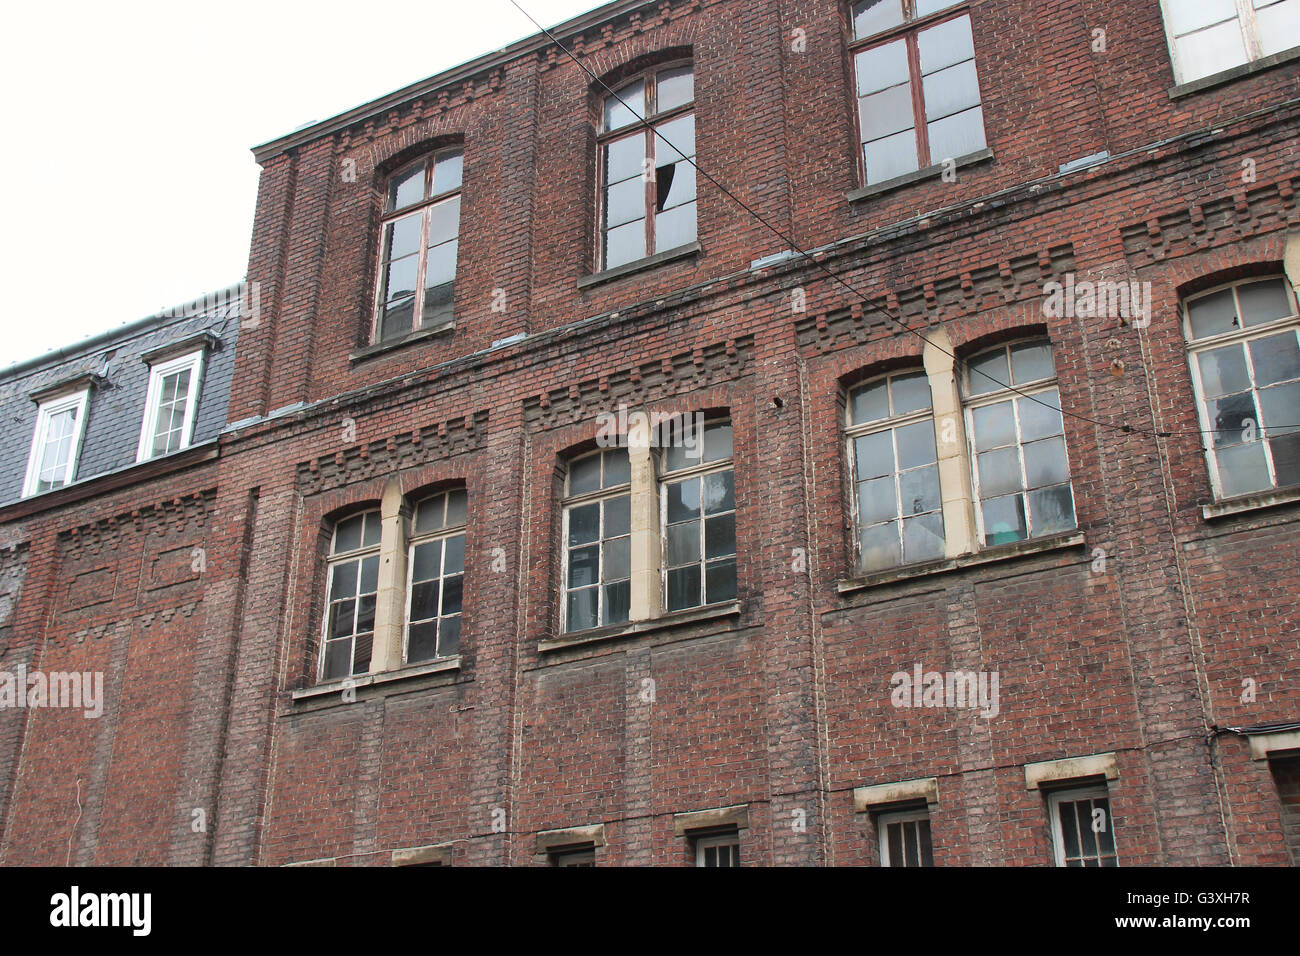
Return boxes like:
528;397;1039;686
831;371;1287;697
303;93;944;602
847;370;944;571
405;489;467;663
374;147;463;342
962;339;1075;546
598;63;696;270
320;510;382;680
1184;276;1300;498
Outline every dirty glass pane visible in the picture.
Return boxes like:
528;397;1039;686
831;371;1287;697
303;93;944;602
655;114;695;164
703;471;734;514
667;565;701;610
334;515;365;553
568;545;598;589
603;580;630;625
604;536;630;581
705;513;736;559
1174;20;1249;82
407;621;437;663
903;512;944;562
860;521;902;571
967;347;1009;394
1238;278;1294;326
918;14;975;73
411;541;441;582
1028;483;1075;535
606;176;645;228
851;381;889;423
445;490;467;527
922;60;979;122
603;495;631;537
1197;344;1249;397
978;446;1022;498
1019;390;1063;442
1207;391;1258;447
858;83;915;141
654;201;696;252
443;534;465;574
667;477;701;523
605;134;646;182
427;196;460;245
981;493;1026;545
899;464;940;515
1010;341;1054;384
656;66;694;113
567;588;597;631
568;503;600;547
330;560;358;598
855;431;895;479
605;79;645;131
569;453;602;495
1186;288;1238;339
1216;441;1270;497
858;475;897;525
896;420;937;469
1270;432;1300;487
432;150;463;194
389;162;426;210
437;616;461;657
891;372;932;415
863;128;918;184
1023;436;1069;488
927;106;986;164
705;558;737;603
667;521;700;567
1257;0;1300;56
1249;332;1300;386
605;218;646;268
852;0;904;40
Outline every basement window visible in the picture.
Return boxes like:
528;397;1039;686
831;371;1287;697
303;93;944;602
694;832;741;867
1047;784;1118;867
877;807;935;867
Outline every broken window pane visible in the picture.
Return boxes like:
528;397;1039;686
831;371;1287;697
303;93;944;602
1187;288;1239;339
657;161;695;211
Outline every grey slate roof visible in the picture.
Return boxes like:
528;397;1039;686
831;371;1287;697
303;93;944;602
0;285;242;508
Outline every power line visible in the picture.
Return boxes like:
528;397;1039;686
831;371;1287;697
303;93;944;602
503;0;1300;444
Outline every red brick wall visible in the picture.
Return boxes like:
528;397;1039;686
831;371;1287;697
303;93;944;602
2;0;1299;866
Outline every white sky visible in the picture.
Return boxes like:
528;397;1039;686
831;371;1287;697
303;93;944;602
0;0;601;368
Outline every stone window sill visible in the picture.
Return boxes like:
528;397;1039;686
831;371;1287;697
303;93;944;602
1201;485;1300;521
1168;46;1300;99
577;241;702;291
836;531;1086;596
291;655;461;704
846;147;994;204
538;599;741;653
349;319;455;364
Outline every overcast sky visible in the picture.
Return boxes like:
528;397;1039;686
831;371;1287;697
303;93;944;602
0;0;600;368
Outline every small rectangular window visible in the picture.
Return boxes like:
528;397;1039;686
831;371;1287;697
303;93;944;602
877;807;935;866
695;832;740;867
137;350;205;462
22;389;90;498
1048;785;1118;867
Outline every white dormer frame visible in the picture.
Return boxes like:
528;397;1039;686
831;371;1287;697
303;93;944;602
136;349;205;463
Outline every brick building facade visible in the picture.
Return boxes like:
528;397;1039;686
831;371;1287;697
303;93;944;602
2;0;1300;866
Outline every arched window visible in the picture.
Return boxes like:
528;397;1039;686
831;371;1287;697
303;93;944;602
320;510;382;680
562;448;632;631
598;63;696;270
962;339;1075;545
1184;276;1300;499
661;418;736;610
374;147;463;342
847;370;944;571
405;489;468;663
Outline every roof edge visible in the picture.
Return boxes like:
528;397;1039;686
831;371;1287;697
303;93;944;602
250;0;658;165
0;281;245;383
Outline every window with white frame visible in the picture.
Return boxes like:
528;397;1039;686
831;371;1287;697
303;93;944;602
549;847;596;867
661;420;736;612
563;449;632;631
374;148;463;342
964;340;1076;547
320;511;381;681
847;370;945;572
406;489;467;663
694;832;740;867
849;1;986;187
137;350;204;462
877;807;935;867
598;63;696;270
1048;785;1118;867
1184;277;1300;499
22;389;89;498
1160;0;1300;85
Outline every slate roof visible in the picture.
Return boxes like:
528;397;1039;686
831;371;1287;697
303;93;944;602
0;284;242;508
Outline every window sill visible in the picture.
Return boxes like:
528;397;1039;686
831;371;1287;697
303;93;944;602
1168;45;1300;99
348;319;455;364
1201;485;1300;521
291;655;461;703
836;530;1086;596
577;241;702;291
538;599;741;653
845;147;994;204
